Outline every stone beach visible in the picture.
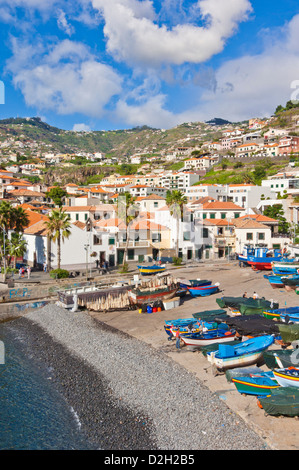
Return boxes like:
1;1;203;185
4;261;299;450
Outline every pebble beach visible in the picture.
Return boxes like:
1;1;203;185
9;302;268;451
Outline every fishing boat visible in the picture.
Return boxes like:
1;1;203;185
178;279;212;289
187;283;220;297
231;371;280;396
263;349;299;370
272;261;299;276
237;245;255;265
247;247;285;271
207;335;275;372
216;296;279;312
192;309;228;321
128;285;177;307
180;328;236;350
263;274;285;289
137;264;166;275
258;387;299;417
281;275;299;291
273;367;299;388
279;308;299;323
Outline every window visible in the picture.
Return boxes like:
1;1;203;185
183;231;191;241
203;213;207;219
85;213;88;221
221;213;226;219
258;233;265;240
128;249;134;260
154;202;158;208
152;233;161;243
109;238;115;245
234;213;240;218
246;233;253;240
76;214;79;221
202;228;209;238
210;213;216;219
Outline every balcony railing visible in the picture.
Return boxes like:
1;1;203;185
117;240;150;248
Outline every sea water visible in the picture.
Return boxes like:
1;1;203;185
0;322;97;450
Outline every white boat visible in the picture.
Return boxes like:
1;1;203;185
273;367;299;388
207;335;274;372
180;329;236;350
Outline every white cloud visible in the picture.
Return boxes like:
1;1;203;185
72;123;91;132
7;38;123;117
193;13;299;121
57;9;75;36
91;0;252;66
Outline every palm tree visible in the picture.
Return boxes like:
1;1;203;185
118;192;138;268
166;190;187;258
0;202;29;276
8;233;28;269
45;208;71;270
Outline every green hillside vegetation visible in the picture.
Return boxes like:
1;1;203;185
194;158;290;186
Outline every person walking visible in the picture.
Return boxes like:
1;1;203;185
27;266;31;279
175;328;181;351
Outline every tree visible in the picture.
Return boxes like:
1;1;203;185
118;192;138;268
166;190;187;258
0;201;29;274
45;208;71;269
8;233;28;269
46;187;68;207
263;204;290;234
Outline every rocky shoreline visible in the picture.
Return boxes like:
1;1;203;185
9;304;268;450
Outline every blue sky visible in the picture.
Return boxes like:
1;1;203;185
0;0;299;131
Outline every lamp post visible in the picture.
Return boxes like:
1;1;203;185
84;244;89;280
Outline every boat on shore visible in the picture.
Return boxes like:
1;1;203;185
231;371;280;396
178;279;212;289
273;367;299;388
207;335;275;372
263;349;299;370
137;264;166;275
258;387;299;417
281;275;299;291
264;274;285;289
188;283;220;297
128;285;178;307
247;247;287;271
180;328;236;350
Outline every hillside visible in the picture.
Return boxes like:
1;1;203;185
0;117;235;157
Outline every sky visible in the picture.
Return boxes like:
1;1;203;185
0;0;299;131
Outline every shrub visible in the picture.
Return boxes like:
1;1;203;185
118;262;129;273
173;257;182;266
50;268;69;279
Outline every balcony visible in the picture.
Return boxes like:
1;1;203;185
214;235;235;248
117;240;150;248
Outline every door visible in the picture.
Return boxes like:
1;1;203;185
117;249;124;265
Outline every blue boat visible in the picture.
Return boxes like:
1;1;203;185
237;245;255;265
264;274;285;289
188;284;220;297
179;279;212;289
137;265;166;275
280;309;299;323
207;335;275;372
247;247;286;271
231;371;280;396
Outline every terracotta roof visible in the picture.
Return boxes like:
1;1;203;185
138;194;166;200
94;218;126;230
232;218;269;229
130;219;169;231
73;221;86;230
202;201;244;210
238;214;278;223
23;209;49;228
203;219;235;227
8;189;46;197
24;220;49;236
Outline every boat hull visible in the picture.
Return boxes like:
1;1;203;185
180;331;236;349
232;375;280;396
137;265;166;275
273;368;299;388
129;287;177;306
188;285;219;297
